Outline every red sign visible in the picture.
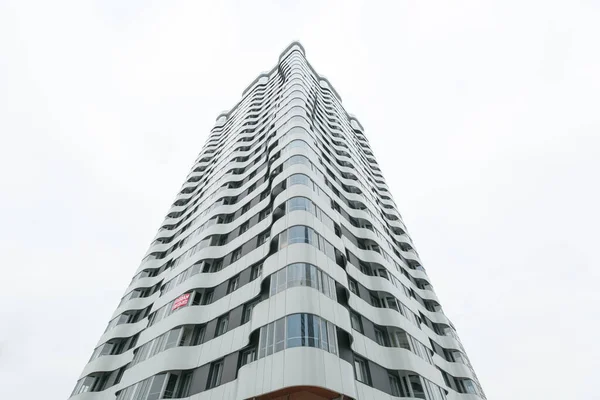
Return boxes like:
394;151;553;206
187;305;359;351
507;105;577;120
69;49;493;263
172;293;191;311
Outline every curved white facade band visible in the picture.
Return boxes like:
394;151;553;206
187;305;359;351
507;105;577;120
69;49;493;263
70;42;486;400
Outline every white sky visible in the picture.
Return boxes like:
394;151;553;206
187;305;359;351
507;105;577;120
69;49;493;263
1;1;599;399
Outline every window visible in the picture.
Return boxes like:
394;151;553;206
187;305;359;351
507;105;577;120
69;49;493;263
241;203;250;214
250;263;262;281
260;190;269;200
348;278;358;295
389;374;404;396
210;259;223;273
146;373;167;400
175;372;192;398
202;290;213;305
287;197;313;212
288;225;312;245
259;208;270;221
359;263;372;276
350;312;363;333
354;357;371;385
206;359;224;389
278;226;336;261
191;291;202;306
248;183;256;193
257;231;270;246
376;268;389;280
374;327;388;346
71;376;96;396
231;247;242;262
215;315;229;337
192;325;206;345
269;263;336;301
258;313;338;359
286;139;309;151
162;374;178;399
409;375;426;399
384;296;399;312
392;331;411;350
288;173;311;187
242;300;259;323
370;294;381;308
423;378;448;400
239;221;249;235
227;276;240;294
239;347;256;367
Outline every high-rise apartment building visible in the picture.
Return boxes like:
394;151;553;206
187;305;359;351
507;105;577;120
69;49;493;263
70;42;485;400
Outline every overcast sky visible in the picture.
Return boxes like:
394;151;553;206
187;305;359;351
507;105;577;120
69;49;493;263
1;1;599;399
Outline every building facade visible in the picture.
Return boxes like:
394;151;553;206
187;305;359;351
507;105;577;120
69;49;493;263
70;42;486;400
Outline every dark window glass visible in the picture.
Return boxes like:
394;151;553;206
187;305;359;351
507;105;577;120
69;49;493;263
202;290;213;305
354;357;370;385
215;315;229;336
206;360;224;389
250;263;262;281
227;276;239;294
350;312;362;332
231;248;242;262
240;347;256;367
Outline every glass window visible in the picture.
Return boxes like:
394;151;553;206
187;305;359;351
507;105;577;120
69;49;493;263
374;328;387;346
176;372;192;398
288;173;311;187
274;318;286;352
192;325;206;345
227;276;239;294
306;314;320;347
389;374;403;396
162;374;178;399
409;375;426;399
263;320;274;356
242;300;258;323
286;314;302;348
327;321;338;355
287;197;313;212
462;379;478;395
385;297;399;312
276;267;287;293
146;373;166;400
71;376;96;396
215;315;228;336
287;139;309;150
164;328;181;350
258;325;267;358
286;155;311;167
350;312;362;332
207;360;223;389
258;314;338;358
231;248;242;262
393;331;411;350
270;263;336;300
240;347;256;367
371;295;381;308
323;241;336;260
258;231;270;245
288;225;308;244
250;263;262;281
354;357;370;384
349;279;358;295
202;290;213;305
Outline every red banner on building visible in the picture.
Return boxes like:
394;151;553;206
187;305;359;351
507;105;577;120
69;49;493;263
172;293;191;311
